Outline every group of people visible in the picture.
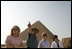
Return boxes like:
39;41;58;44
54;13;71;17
5;22;63;48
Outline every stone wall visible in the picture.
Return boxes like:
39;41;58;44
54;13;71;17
62;37;71;48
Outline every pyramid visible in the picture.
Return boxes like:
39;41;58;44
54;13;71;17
20;21;54;43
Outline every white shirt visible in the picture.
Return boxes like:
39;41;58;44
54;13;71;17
38;39;50;48
51;41;63;48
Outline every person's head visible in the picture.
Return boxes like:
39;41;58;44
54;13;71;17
42;33;47;40
53;35;59;42
11;25;20;37
31;28;39;35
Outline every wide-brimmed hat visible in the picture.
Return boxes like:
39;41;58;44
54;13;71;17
31;28;39;34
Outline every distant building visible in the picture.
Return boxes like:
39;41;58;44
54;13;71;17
1;44;5;48
62;37;71;48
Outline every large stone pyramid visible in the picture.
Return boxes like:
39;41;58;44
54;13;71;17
20;21;54;43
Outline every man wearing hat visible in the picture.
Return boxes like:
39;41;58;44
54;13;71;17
26;22;39;48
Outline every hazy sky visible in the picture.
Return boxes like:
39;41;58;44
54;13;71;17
1;1;71;44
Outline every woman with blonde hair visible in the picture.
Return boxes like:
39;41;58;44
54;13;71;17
5;25;24;48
